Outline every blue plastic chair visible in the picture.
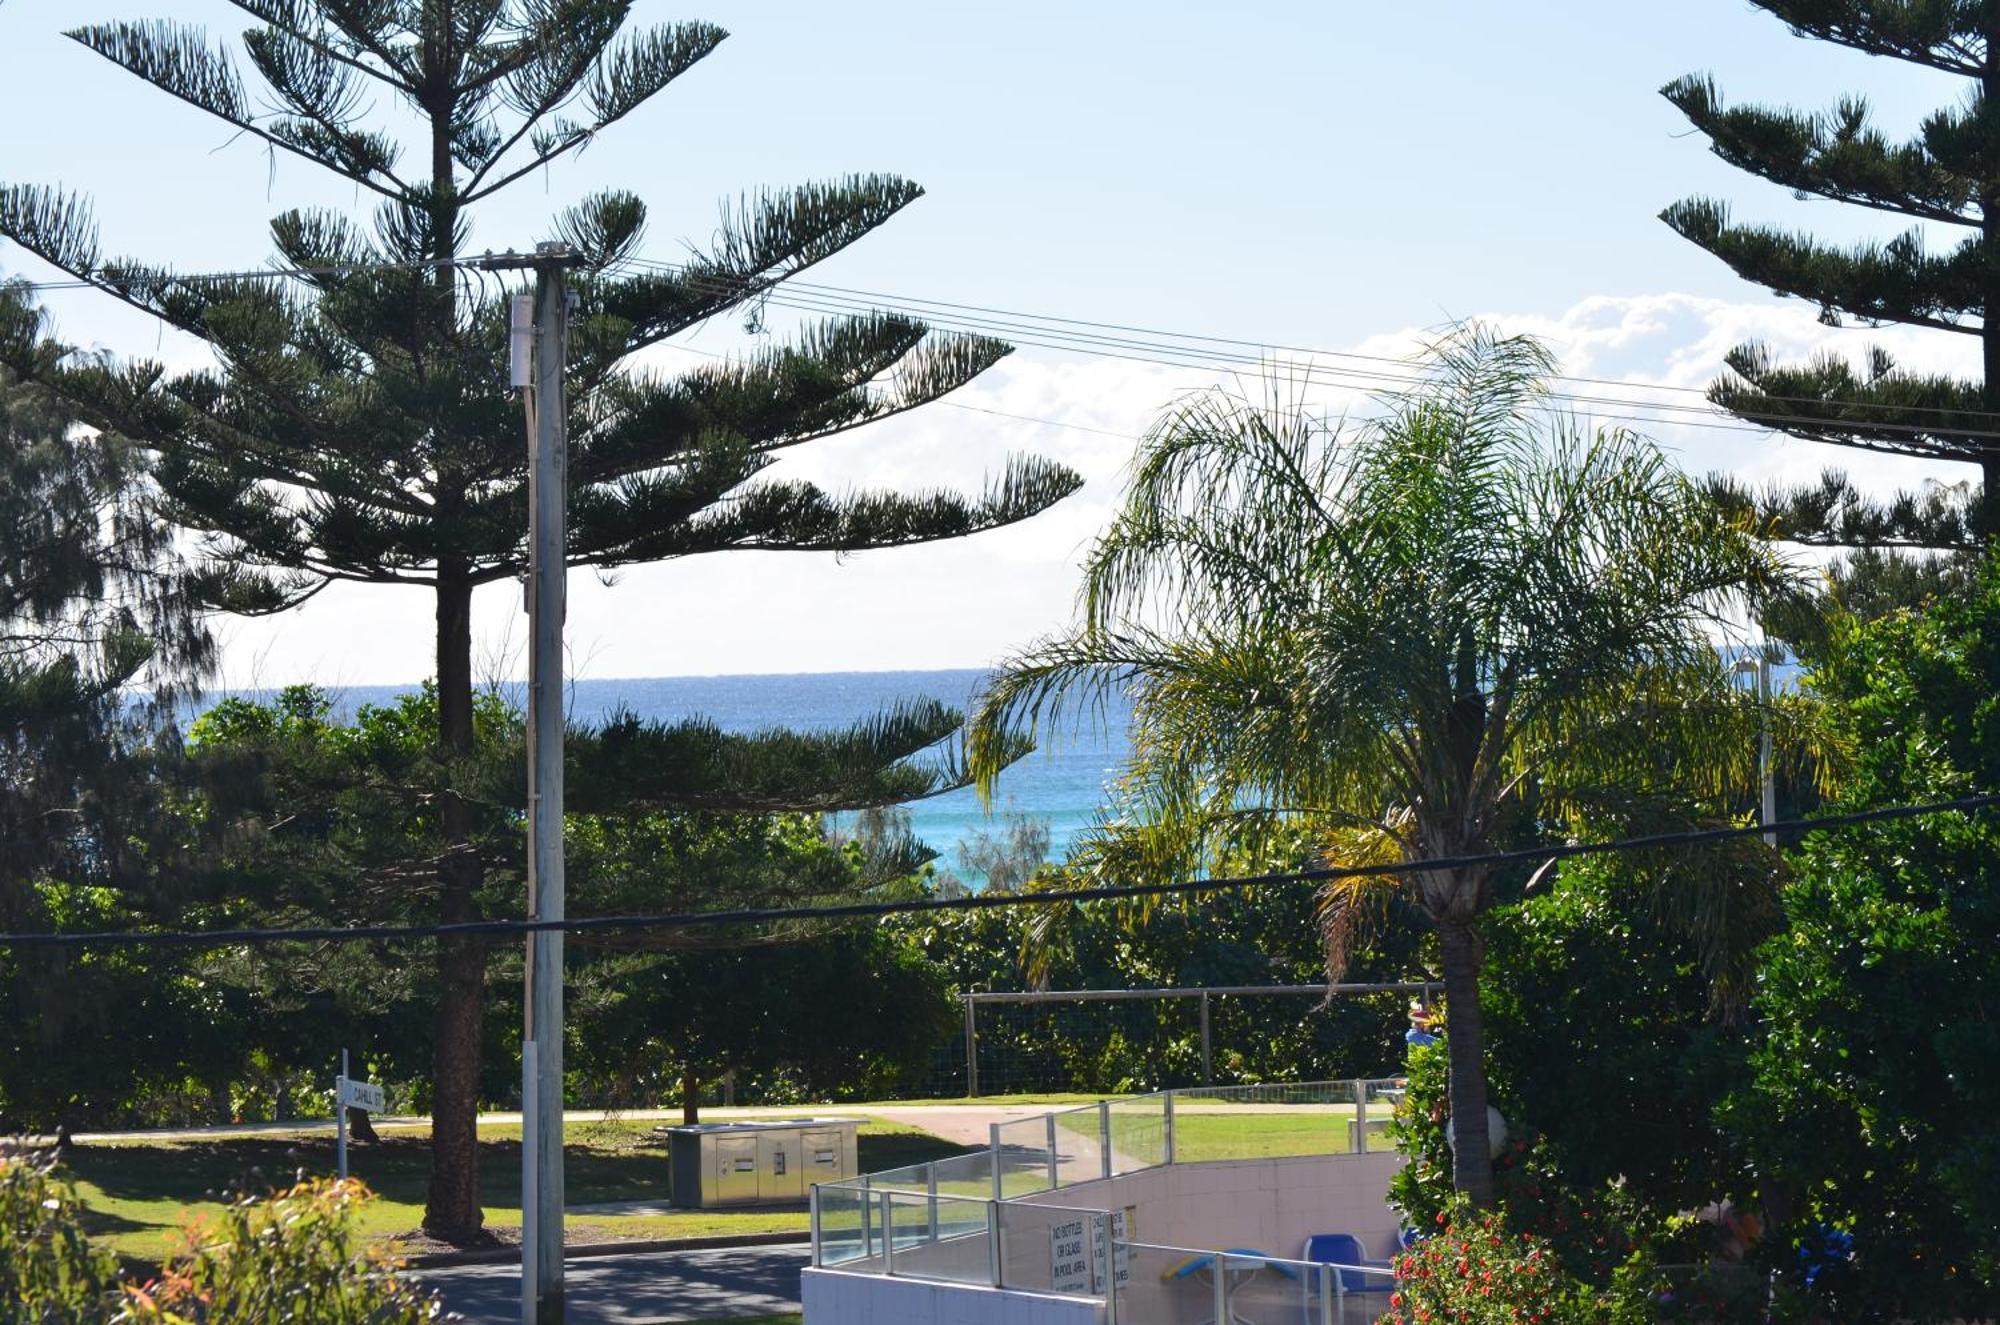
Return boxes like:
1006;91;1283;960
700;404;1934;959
1300;1233;1396;1324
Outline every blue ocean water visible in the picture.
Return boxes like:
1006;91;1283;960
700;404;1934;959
212;669;1131;872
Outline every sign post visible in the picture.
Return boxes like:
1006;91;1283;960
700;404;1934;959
336;1049;347;1181
334;1051;386;1182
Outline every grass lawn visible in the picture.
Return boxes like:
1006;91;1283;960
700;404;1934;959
1166;1111;1397;1160
63;1117;970;1263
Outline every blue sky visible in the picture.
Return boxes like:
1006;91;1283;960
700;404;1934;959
0;1;1975;684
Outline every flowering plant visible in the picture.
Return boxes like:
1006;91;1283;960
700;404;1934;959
1382;1196;1588;1325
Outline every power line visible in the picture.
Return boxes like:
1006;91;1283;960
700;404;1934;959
4;789;1994;952
15;249;2000;437
647;267;2000;446
625;256;2000;432
4;256;473;292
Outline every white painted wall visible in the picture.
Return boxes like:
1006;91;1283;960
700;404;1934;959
804;1151;1404;1325
1022;1150;1404;1262
802;1268;1105;1325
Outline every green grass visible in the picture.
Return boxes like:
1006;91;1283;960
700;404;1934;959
63;1116;969;1263
1166;1111;1397;1160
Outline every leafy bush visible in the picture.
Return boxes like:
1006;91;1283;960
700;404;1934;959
1724;567;2000;1320
1;1159;443;1324
0;1154;122;1323
118;1177;444;1323
1388;1042;1647;1285
1386;1197;1588;1325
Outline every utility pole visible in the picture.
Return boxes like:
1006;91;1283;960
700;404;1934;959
1735;650;1777;848
499;242;576;1325
1756;652;1776;848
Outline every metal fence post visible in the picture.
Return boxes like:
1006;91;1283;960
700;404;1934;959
1098;1100;1113;1178
860;1176;874;1261
1199;991;1213;1084
1352;1078;1369;1153
809;1185;822;1266
964;994;979;1097
926;1162;938;1242
1163;1089;1176;1165
880;1191;896;1277
1046;1112;1060;1189
986;1200;1003;1287
1323;1262;1340;1325
1214;1253;1229;1325
1102;1215;1119;1325
989;1122;1004;1202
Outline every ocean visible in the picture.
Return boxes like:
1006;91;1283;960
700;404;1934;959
213;669;1131;875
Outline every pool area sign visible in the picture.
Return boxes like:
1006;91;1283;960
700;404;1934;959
1051;1217;1091;1294
1052;1209;1131;1295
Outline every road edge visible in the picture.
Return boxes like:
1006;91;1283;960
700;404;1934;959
406;1229;810;1269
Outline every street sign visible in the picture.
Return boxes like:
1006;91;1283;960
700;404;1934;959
338;1076;385;1113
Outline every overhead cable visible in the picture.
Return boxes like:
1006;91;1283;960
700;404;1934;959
3;789;1994;951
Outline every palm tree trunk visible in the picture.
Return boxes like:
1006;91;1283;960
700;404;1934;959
1438;919;1495;1206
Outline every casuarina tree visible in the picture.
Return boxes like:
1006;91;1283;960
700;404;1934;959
0;4;1079;1239
0;283;215;1140
970;328;1793;1204
1663;3;2000;550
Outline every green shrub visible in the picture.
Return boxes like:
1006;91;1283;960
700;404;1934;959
0;1154;122;1323
1385;1197;1589;1325
3;1159;443;1324
118;1177;443;1323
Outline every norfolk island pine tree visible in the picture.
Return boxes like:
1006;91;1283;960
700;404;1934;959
0;3;1080;1240
1663;2;2000;551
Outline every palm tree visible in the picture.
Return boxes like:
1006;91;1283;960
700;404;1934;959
969;327;1796;1204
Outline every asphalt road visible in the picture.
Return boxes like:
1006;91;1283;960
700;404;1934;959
416;1244;809;1324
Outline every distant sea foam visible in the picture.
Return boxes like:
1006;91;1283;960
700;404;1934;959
197;669;1131;875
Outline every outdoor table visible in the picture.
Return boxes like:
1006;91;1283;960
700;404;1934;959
1163;1248;1300;1325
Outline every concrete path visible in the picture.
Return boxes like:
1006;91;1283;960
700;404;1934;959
865;1104;1058;1147
68;1107;838;1145
416;1244;808;1324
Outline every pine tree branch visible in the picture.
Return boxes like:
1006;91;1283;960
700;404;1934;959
565;454;1084;567
1662;75;1979;225
1709;341;1998;463
568;314;1001;486
551;699;999;814
588;177;929;367
226;0;421;92
1750;0;1985;74
243;27;410;190
66;21;404;200
460;22;725;201
1662;196;1984;334
1705;468;1980;550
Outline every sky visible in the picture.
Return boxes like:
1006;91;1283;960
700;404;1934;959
0;0;1980;686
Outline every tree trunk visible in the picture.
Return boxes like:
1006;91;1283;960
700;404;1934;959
682;1063;702;1126
423;567;489;1243
1438;920;1495;1206
347;1106;380;1145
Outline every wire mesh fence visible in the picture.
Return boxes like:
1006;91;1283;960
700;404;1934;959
926;982;1432;1097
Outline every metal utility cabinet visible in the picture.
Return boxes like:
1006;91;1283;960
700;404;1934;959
665;1118;860;1209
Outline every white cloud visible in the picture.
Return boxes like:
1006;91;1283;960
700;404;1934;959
210;293;1984;686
